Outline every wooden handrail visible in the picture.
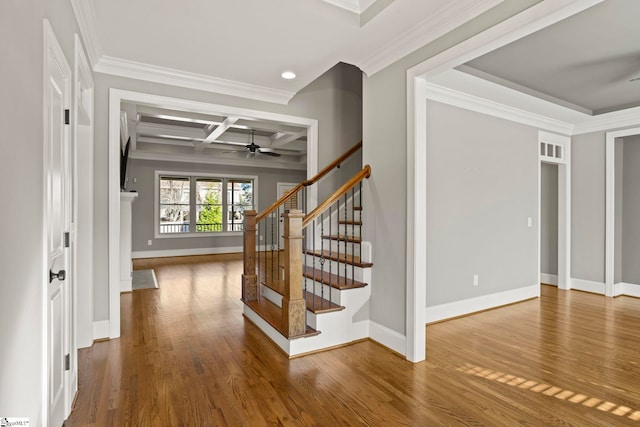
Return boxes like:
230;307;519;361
302;165;371;229
303;141;362;187
256;141;362;222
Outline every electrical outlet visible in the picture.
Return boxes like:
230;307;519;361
147;239;152;246
260;235;263;241
473;274;479;286
527;217;533;228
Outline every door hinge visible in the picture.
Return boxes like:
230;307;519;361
64;109;70;125
64;232;70;248
64;354;70;371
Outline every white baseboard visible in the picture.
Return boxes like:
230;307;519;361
616;282;640;298
93;320;110;341
132;246;242;259
425;284;539;324
571;278;605;295
369;321;406;356
540;273;558;285
351;320;370;340
120;278;132;293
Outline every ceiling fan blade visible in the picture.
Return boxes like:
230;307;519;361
259;150;281;157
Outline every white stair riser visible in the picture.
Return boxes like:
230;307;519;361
303;256;366;281
338;224;362;237
302;268;372;304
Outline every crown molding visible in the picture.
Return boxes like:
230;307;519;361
321;0;361;13
572;107;640;135
425;81;640;137
424;82;574;135
70;0;102;67
95;56;295;105
359;0;502;76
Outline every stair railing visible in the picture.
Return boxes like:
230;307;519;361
242;141;368;337
301;165;370;318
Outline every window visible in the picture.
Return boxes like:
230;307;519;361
157;172;256;236
159;177;190;233
196;179;222;232
227;179;253;232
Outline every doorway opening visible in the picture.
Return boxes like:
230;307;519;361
107;90;319;338
538;131;571;291
605;127;640;298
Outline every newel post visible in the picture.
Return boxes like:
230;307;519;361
242;210;258;301
282;209;306;337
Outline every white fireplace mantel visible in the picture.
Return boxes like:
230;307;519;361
120;191;138;292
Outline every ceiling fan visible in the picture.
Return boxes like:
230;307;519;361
244;130;281;158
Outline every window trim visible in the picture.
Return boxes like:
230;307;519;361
154;170;258;239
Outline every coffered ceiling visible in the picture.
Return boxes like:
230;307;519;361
121;103;309;169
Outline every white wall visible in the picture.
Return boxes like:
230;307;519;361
0;0;83;423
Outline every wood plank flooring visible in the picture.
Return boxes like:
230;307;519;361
65;256;640;426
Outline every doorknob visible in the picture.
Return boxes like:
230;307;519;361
49;269;66;283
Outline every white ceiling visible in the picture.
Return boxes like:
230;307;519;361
81;0;501;168
85;0;501;100
80;0;640;168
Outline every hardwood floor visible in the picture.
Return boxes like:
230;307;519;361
65;256;640;426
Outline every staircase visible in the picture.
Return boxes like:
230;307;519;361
241;142;373;357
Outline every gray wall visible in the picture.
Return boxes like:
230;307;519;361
615;139;623;283
621;134;640;283
0;0;82;422
128;159;306;252
93;62;362;321
541;163;558;276
362;1;541;333
425;101;538;306
571;131;607;283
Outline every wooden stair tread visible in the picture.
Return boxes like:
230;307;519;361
261;281;345;314
303;290;344;314
243;298;320;339
322;234;361;244
307;250;373;268
303;266;368;290
353;206;362;211
338;220;362;225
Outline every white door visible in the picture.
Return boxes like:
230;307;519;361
44;21;72;427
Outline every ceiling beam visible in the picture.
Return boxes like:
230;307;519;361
136;121;207;140
135;105;225;125
195;116;239;151
270;130;307;148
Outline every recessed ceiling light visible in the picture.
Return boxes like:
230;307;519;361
281;71;296;80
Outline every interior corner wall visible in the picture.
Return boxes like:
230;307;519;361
540;163;558;276
128;159;306;253
0;0;82;423
571;131;607;283
621;134;640;284
425;101;538;307
92;62;362;323
362;1;541;335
